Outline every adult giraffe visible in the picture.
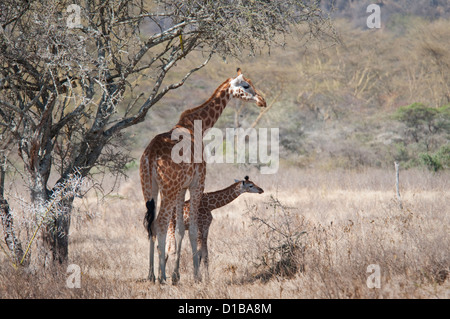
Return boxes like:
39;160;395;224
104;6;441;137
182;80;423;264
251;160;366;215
140;68;266;283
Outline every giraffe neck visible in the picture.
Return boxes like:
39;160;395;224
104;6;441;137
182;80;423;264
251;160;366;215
174;79;232;134
203;183;241;211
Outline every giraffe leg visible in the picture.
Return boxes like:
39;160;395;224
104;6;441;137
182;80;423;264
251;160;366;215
156;230;167;284
172;188;187;284
197;223;203;267
188;185;204;282
202;221;211;281
165;214;176;266
140;155;159;282
148;193;158;282
145;199;157;282
149;236;156;282
155;196;174;284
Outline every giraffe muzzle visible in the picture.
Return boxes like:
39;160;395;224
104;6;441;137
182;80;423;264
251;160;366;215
256;95;266;107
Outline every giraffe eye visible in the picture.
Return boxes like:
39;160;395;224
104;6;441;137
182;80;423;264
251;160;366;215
242;83;250;89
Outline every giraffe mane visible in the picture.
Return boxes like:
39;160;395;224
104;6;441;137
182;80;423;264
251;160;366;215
203;181;239;198
177;78;232;120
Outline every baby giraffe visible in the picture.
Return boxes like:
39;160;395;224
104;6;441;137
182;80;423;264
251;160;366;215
166;176;264;277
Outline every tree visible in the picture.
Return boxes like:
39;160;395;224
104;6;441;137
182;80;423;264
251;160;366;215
0;0;332;269
394;103;450;151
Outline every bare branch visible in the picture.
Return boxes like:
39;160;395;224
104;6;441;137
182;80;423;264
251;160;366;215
104;48;213;136
251;87;282;128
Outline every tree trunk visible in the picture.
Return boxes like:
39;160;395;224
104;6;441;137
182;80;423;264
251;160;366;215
0;199;26;266
30;172;74;269
41;200;73;267
0;156;26;266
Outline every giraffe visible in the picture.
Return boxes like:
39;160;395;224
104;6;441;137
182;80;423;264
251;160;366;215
140;68;266;283
165;176;264;279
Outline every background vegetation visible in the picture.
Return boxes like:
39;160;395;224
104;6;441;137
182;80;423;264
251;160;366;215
127;12;450;173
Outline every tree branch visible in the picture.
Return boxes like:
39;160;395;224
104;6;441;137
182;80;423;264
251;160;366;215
104;46;213;137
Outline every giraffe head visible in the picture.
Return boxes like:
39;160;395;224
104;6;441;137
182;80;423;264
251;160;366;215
229;68;266;107
235;176;264;194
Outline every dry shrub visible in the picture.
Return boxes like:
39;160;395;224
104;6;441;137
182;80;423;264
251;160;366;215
246;196;308;282
300;199;449;298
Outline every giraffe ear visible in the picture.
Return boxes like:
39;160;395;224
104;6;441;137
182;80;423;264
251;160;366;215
234;179;240;183
237;68;242;76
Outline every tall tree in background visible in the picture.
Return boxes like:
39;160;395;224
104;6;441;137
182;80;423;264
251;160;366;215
0;0;333;269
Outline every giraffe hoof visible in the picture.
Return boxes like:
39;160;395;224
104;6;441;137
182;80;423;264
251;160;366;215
147;274;156;283
194;274;202;283
171;272;180;285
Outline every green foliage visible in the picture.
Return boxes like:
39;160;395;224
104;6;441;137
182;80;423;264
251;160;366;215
436;144;450;168
419;153;442;172
435;104;450;132
394;103;437;128
393;103;450;169
394;103;450;136
419;145;450;172
124;160;138;171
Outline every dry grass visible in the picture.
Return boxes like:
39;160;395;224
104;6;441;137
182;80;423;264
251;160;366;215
1;165;448;299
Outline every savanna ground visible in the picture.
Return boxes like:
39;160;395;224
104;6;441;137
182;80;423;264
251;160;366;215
1;165;448;298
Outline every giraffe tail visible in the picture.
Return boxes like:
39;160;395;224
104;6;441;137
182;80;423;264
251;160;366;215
143;199;155;239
